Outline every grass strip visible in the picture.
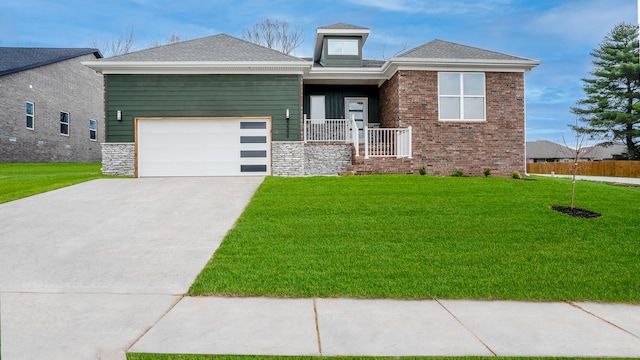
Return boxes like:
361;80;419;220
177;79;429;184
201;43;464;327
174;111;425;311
0;163;114;204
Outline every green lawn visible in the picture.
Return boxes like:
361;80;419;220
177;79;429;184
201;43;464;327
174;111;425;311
189;175;640;302
126;355;633;360
0;163;111;204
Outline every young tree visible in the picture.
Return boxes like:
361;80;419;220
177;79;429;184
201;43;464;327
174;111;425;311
242;19;303;55
571;22;640;160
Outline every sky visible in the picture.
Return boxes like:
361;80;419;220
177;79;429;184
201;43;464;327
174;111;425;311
1;0;638;144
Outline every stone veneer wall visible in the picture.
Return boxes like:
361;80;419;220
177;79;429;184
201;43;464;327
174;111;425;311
272;142;352;176
271;141;305;176
380;70;526;177
304;143;352;176
101;143;135;176
102;141;350;177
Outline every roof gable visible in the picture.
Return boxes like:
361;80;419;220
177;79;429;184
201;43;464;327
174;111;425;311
398;39;531;62
0;47;101;76
103;34;306;63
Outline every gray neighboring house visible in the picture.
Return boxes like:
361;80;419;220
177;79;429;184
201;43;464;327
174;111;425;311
0;47;105;162
526;140;628;163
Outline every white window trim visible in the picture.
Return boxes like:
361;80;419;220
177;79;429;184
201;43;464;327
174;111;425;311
60;111;70;136
26;101;35;130
438;72;486;122
327;39;359;56
89;119;97;141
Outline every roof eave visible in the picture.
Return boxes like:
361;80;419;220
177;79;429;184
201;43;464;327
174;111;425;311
82;61;312;75
389;57;542;72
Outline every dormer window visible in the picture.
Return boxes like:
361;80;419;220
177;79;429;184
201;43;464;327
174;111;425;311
327;39;359;55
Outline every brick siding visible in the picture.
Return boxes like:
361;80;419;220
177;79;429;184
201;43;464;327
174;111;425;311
379;70;526;177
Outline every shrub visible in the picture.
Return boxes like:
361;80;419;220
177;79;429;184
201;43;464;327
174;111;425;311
452;169;464;177
419;166;427;176
483;168;492;177
511;171;522;179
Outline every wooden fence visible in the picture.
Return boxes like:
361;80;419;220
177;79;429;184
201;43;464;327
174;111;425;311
527;161;640;178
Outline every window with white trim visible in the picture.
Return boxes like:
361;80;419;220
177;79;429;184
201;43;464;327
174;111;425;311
60;112;69;135
89;119;97;141
26;102;34;129
438;72;486;121
327;39;359;55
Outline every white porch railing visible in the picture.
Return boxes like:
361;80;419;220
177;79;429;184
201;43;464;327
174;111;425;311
303;115;350;142
303;115;411;159
364;126;412;159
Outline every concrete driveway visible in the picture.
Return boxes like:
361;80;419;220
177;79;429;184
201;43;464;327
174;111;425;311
0;177;263;359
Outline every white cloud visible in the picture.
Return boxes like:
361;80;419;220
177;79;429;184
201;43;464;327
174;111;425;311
526;0;637;47
346;0;513;15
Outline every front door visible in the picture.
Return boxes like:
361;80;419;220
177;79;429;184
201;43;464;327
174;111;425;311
345;97;368;141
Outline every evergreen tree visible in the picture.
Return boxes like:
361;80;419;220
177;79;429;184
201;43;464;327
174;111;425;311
572;22;640;160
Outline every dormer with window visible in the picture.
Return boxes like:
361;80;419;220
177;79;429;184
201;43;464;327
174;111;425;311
314;23;370;67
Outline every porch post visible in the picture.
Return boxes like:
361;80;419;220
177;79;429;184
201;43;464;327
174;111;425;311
408;126;412;158
364;126;369;159
303;114;307;143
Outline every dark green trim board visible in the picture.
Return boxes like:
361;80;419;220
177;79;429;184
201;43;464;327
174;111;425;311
104;74;301;142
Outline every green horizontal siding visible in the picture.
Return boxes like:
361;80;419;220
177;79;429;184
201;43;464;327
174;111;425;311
105;74;301;142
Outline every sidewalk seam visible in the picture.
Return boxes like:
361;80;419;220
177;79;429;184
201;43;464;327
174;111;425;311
436;299;497;356
313;298;323;356
124;294;184;352
568;302;640;340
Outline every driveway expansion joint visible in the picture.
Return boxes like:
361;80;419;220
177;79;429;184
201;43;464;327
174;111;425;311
568;301;640;340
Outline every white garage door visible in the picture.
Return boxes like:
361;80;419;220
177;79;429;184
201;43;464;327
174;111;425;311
137;118;271;177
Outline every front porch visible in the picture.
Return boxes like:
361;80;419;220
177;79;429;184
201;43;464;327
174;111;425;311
303;116;414;175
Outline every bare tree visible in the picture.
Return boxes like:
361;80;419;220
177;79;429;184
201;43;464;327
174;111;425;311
92;27;137;57
242;19;303;55
149;34;183;48
381;38;411;60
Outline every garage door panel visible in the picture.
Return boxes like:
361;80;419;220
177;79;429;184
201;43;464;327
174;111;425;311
137;119;270;177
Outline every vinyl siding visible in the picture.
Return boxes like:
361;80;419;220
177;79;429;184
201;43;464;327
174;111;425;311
104;74;301;142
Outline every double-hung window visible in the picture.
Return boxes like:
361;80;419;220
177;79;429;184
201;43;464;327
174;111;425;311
89;119;97;141
26;102;34;129
438;72;486;121
60;112;69;135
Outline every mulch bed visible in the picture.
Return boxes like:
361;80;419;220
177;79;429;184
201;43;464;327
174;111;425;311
551;205;602;219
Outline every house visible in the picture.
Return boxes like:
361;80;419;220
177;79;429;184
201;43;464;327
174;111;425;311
83;23;540;177
0;47;104;162
526;140;628;163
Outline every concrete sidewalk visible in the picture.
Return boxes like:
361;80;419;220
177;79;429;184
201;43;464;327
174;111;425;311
130;297;640;357
532;173;640;185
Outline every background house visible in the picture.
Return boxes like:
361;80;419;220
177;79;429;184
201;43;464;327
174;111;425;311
0;48;104;162
526;140;628;163
84;24;540;177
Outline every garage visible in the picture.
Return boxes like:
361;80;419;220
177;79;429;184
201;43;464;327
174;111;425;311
136;118;271;177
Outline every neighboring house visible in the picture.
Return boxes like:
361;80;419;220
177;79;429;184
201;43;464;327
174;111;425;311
526;140;628;163
84;23;540;177
0;47;105;162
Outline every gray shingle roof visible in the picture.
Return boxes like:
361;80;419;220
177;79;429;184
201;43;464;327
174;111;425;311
526;140;575;160
398;39;531;61
0;47;101;76
103;34;307;62
318;23;370;30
